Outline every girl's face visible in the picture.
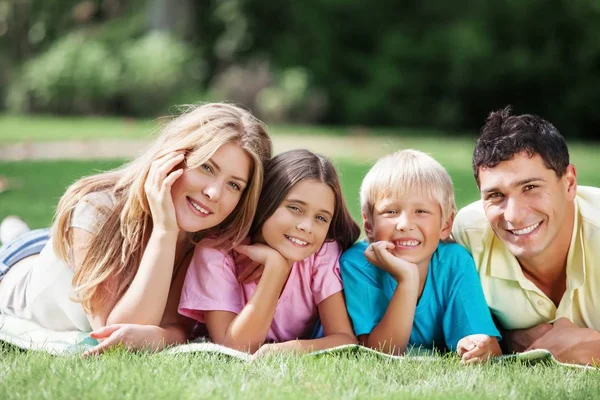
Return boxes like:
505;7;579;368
171;142;252;233
260;179;335;262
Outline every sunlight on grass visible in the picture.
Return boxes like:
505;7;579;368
1;343;598;400
1;121;600;399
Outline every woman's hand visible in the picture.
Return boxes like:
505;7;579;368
144;151;185;232
82;324;167;357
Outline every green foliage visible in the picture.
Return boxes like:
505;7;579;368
119;32;194;116
6;31;196;116
3;0;600;137
243;0;600;138
7;33;121;114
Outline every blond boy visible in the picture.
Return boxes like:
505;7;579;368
340;150;501;362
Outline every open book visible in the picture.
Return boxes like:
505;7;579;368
163;340;597;369
161;340;440;362
0;314;595;369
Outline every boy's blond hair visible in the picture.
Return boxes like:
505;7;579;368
360;149;457;234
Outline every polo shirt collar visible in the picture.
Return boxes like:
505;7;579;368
485;225;526;283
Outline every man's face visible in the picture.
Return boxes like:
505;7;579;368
478;152;577;263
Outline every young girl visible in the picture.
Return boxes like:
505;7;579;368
0;103;272;355
179;149;361;356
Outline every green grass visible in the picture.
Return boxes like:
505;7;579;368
2;123;600;399
0;159;479;229
0;160;124;228
1;344;599;400
0;113;473;143
2;150;600;229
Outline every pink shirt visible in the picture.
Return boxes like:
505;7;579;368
179;239;343;343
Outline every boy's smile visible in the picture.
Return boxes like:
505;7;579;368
366;194;452;270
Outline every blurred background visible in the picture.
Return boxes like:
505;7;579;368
2;0;600;229
1;0;600;137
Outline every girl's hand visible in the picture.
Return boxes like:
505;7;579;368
144;151;185;232
457;334;495;364
251;343;279;360
81;324;165;357
236;250;264;284
234;243;288;273
365;241;419;283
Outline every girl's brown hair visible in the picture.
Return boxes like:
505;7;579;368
250;149;360;251
52;103;272;313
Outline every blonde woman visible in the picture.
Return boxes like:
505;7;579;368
0;103;272;354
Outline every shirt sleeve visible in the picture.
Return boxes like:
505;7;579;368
70;192;115;234
178;245;243;322
311;241;344;305
339;244;389;336
452;205;474;252
442;246;501;350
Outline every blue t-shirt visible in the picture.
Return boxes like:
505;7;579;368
340;240;500;351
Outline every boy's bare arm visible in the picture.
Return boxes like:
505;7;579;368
366;279;419;354
363;241;420;355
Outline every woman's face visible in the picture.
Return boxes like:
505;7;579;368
259;179;335;262
171;142;252;233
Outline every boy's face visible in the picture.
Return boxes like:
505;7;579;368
364;194;452;269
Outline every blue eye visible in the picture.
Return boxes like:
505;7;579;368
201;164;214;174
316;215;329;223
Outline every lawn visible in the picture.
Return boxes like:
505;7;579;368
1;117;600;399
1;343;599;400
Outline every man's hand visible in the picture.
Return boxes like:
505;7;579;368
504;322;553;353
527;317;600;365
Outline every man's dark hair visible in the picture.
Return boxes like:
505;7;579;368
473;106;570;186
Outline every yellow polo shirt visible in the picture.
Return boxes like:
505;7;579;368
453;186;600;331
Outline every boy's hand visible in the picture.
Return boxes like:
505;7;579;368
457;334;497;364
365;241;419;283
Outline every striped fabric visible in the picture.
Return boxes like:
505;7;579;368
0;228;50;280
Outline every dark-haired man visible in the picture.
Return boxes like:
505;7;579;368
453;107;600;365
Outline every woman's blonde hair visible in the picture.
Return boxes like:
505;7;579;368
52;103;272;313
360;149;456;231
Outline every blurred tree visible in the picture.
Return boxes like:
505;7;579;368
2;0;600;138
242;0;600;138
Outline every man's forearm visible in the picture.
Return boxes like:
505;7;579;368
503;323;553;353
527;319;600;365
